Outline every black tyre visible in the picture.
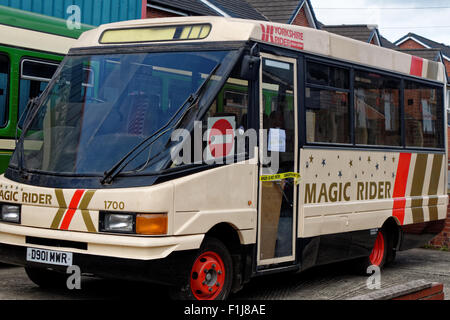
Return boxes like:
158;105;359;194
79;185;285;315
25;267;68;289
169;237;233;300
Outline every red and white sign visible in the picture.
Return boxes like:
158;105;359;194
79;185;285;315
260;24;304;50
206;117;235;159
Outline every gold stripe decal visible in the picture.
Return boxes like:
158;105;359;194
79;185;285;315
50;189;97;232
79;190;97;232
427;154;443;221
50;189;67;229
410;154;428;223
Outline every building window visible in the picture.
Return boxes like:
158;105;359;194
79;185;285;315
354;71;401;146
305;61;350;144
404;81;443;148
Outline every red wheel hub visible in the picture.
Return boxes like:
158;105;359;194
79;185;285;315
190;251;225;300
369;231;385;266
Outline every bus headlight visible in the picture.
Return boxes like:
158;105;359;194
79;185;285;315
102;213;134;233
100;212;168;235
0;204;21;223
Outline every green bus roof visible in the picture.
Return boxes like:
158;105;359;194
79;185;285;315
0;5;93;39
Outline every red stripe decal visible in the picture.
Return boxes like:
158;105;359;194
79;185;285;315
392;153;412;225
410;56;423;77
59;190;85;230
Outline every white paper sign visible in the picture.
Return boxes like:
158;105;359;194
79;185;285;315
268;128;286;152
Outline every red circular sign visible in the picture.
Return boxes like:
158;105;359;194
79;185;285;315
208;119;234;158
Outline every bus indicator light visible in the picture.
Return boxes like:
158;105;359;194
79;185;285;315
136;213;168;235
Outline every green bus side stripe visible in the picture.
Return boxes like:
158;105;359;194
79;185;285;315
0;5;93;39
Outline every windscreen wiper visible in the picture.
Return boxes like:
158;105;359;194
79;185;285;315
100;63;221;185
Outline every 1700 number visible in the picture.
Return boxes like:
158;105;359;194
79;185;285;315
104;200;125;210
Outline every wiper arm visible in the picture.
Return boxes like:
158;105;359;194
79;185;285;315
100;63;221;185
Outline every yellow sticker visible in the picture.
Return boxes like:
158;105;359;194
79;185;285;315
259;172;300;183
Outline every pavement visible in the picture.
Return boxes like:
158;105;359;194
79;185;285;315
0;248;449;300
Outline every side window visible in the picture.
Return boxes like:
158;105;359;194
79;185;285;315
305;61;350;144
0;55;9;127
354;71;401;146
404;81;443;148
19;59;59;121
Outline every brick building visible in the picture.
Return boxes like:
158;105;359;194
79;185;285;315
144;0;265;20
395;33;450;79
143;0;319;28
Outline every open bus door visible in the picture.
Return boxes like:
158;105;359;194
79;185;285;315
257;53;298;268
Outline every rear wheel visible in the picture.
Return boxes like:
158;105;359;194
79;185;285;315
369;229;387;267
169;237;233;300
354;228;390;274
25;267;68;289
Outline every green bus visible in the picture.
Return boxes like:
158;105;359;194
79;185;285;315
0;5;92;172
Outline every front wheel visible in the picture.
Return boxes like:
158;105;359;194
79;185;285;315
169;237;233;300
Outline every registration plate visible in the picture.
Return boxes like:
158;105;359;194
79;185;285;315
26;248;73;266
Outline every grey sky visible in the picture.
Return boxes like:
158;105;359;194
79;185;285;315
309;0;450;45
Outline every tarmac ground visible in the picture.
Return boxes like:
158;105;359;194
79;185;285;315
0;248;448;300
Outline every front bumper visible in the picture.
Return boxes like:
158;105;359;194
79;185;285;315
0;223;204;286
0;242;197;286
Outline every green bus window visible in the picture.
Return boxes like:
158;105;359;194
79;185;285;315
0;55;9;127
305;62;350;144
19;59;59;121
354;71;401;146
404;81;443;148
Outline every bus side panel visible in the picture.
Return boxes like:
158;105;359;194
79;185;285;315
297;148;447;263
297;229;377;271
172;161;258;244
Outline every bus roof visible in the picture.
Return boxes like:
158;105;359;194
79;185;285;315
75;16;446;84
0;5;93;39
